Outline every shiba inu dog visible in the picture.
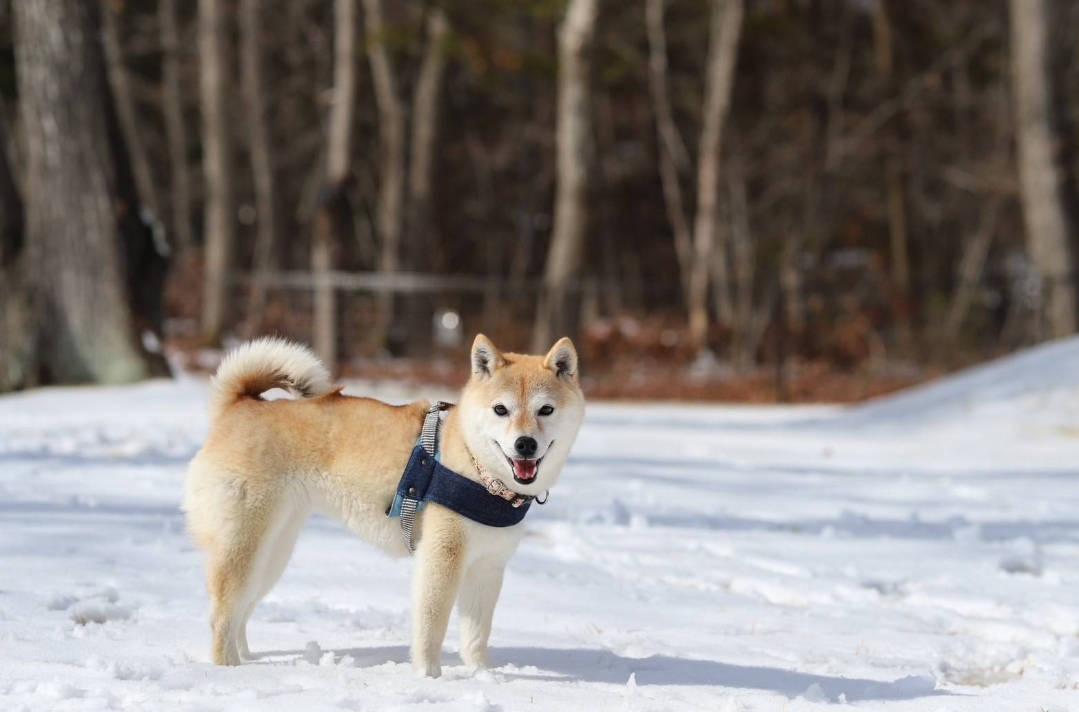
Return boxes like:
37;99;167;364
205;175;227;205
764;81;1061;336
183;335;585;677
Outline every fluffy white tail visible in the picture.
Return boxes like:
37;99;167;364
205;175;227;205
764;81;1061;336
208;337;333;421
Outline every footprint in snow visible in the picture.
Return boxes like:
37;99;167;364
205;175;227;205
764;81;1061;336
47;587;136;626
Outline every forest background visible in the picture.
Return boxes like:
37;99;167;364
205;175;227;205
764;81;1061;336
0;0;1075;402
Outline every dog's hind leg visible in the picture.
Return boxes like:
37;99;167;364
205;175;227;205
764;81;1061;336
206;536;262;666
236;605;254;661
201;488;290;666
457;558;506;668
235;503;309;660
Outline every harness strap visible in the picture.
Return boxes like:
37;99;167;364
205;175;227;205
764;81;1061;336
419;400;444;456
394;400;542;555
399;497;419;552
399;401;448;554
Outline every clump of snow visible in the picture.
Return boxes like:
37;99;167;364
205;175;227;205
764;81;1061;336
45;594;77;611
35;682;76;700
893;675;937;695
70;603;133;626
467;691;501;712
471;668;497;683
800;681;827;702
719;697;744;712
302;640;322;665
999;538;1043;577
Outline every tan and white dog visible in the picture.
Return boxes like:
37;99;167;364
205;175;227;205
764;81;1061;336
183;334;585;677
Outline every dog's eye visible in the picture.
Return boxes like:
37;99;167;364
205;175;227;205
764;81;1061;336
493;404;509;416
538;405;555;416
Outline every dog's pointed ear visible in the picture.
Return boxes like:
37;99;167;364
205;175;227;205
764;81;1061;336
471;334;505;378
543;337;578;381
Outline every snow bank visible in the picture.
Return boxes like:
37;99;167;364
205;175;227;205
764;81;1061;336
847;336;1079;426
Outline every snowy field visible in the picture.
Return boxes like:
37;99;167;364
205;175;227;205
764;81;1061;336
2;341;1079;711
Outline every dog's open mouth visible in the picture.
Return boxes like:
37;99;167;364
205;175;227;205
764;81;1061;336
508;457;541;485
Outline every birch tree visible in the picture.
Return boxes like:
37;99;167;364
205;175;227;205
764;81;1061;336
533;0;599;351
686;0;744;352
408;8;450;270
645;0;693;308
313;0;357;371
199;0;235;343
240;0;278;335
362;0;406;347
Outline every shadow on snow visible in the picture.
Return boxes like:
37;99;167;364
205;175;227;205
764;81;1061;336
255;645;947;702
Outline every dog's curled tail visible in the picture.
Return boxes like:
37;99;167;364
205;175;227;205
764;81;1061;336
208;337;334;421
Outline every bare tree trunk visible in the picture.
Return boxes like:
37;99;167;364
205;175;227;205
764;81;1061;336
408;8;449;270
13;0;168;386
873;0;913;353
239;0;277;337
362;0;406;350
1010;0;1078;338
725;156;754;370
463;133;498;336
824;9;854;171
687;0;743;352
533;0;599;352
945;84;1009;339
101;0;161;228
884;158;911;341
781;114;823;337
595;91;624;317
0;103;21;269
159;0;193;257
645;0;693;308
945;199;999;337
313;0;357;371
0;98;30;391
402;8;450;354
198;0;235;344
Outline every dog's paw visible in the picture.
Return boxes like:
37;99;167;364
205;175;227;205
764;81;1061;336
461;651;491;669
214;653;243;666
414;661;442;678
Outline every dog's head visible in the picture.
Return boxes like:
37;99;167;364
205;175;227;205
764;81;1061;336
457;334;585;495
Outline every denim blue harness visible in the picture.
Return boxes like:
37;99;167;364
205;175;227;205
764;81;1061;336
387;402;533;553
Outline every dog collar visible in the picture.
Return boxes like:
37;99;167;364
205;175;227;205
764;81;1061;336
464;446;548;508
388;402;541;554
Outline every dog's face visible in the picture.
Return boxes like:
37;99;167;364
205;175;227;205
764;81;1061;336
458;334;585;495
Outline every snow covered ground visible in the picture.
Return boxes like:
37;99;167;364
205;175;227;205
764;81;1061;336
2;340;1079;711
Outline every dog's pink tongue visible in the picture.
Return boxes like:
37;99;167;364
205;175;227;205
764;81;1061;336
513;459;538;481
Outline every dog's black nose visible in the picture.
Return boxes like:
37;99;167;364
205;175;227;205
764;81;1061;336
514;436;538;458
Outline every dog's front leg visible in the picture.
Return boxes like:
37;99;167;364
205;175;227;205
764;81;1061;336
457;557;505;668
411;515;464;678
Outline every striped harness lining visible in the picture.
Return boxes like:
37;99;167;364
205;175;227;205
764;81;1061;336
398;401;446;553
